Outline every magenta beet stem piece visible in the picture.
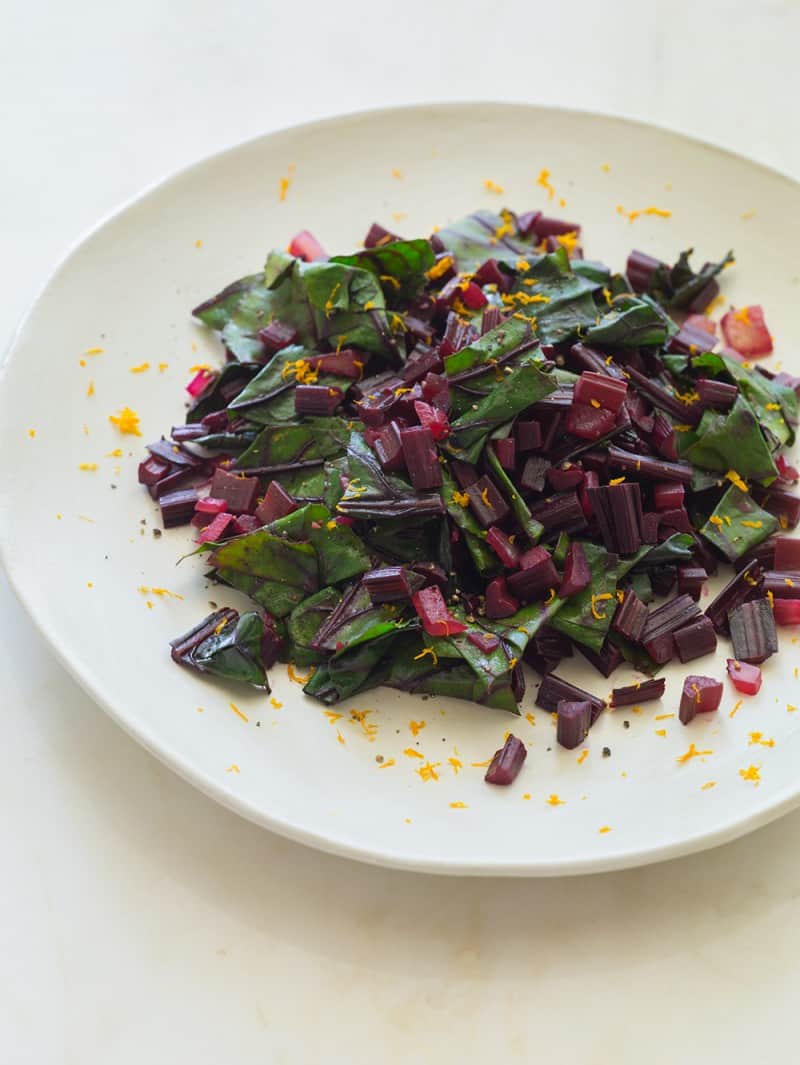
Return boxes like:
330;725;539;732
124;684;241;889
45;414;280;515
611;589;648;642
696;378;738;410
362;567;415;603
626;249;664;292
196;511;236;544
728;599;778;664
411;586;467;637
576;641;624;678
486;526;521;569
547;463;584;492
679;675;723;724
559;542;591;598
673;615;718;663
588;482;644;555
773;537;800;571
726;659;763;695
574;371;628;414
484;734;527;786
288;230;327;261
606;445;693;484
255;481;297;524
774;600;800;625
653;482;685;511
705;558;763;634
507;547;559;602
762;572;800;600
565;401;617;441
294;384;344;416
556;700;592;750
210;467;260;515
609;678;665;708
159;488;199;528
374;422;405;473
466;630;501;654
677;565;708;601
516;419;542;452
465;476;510;528
399;425;442;490
485;577;520;619
493;437;516;470
536;673;606;723
257;320;298;354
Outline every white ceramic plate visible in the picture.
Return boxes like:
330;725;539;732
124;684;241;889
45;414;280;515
1;103;798;876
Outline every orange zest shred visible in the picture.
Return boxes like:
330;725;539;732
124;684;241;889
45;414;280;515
677;742;713;764
378;758;396;769
417;761;441;782
226;764;240;773
86;380;95;398
701;781;717;791
590;592;614;620
655;728;667;737
108;407;142;436
537;168;555;200
450;801;468;809
425;254;453;281
546;794;565;806
470;759;492;767
748;731;775;748
409;720;426;737
577;749;588;765
404;748;424;760
287;663;314;684
78;463;98;471
129;362;150;373
739;764;761;784
229;702;249;723
278;175;290;201
725;469;748;492
414;646;439;666
324;711;342;724
609;476;626;485
483;178;504;194
729;699;743;718
448;756;462;774
270;698;283;709
598;825;611;834
336;730;346;746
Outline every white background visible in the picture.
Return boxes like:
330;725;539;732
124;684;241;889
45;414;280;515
2;2;799;1062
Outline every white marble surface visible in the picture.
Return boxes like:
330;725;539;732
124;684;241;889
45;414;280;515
2;2;799;1061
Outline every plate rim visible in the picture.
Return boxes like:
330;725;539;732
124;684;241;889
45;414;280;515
2;100;799;877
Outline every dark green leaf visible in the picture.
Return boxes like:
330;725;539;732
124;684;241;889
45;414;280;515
208;528;318;617
264;250;399;358
699;485;778;561
234;417;351;471
446;354;557;463
187;611;271;689
585;294;677;348
227;345;353;426
436;209;533;267
512;248;602;345
685;395;778;485
330;239;435;304
485;446;544;544
647;248;734;309
439;464;497;576
287;587;342;666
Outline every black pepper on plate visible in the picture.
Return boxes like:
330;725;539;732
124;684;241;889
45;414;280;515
602;746;611;758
